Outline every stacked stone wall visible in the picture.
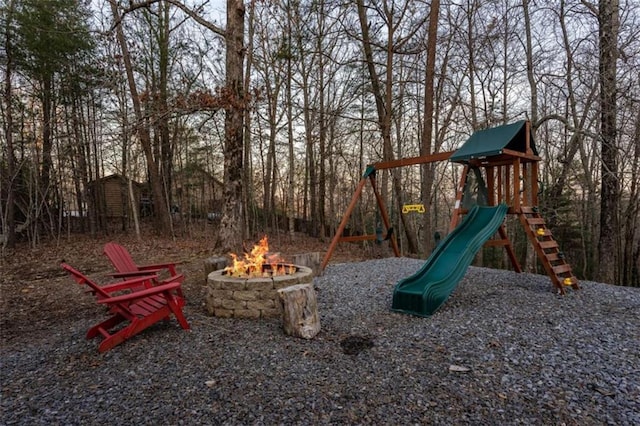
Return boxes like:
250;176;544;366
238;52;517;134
205;266;313;318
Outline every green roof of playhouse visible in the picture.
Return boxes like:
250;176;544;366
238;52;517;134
450;120;538;163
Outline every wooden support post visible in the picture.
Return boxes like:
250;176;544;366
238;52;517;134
531;161;539;206
505;166;511;206
486;166;495;205
513;158;521;211
498;225;522;272
277;283;320;339
497;166;503;204
522;162;531;206
321;177;368;271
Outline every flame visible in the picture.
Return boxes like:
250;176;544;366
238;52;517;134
224;236;295;278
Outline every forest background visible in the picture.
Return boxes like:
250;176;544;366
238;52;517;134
1;0;638;286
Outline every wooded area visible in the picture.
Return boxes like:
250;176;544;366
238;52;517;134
1;0;638;286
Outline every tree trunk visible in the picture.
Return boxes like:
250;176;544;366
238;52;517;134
355;0;418;253
109;0;171;235
421;0;440;255
3;0;17;248
545;0;597;227
215;0;246;253
286;3;295;237
622;108;640;286
158;2;174;233
522;0;538;126
40;77;54;216
243;0;256;236
597;0;620;284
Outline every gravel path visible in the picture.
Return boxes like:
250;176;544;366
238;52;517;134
2;258;639;425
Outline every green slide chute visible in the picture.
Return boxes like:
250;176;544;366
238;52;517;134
392;204;508;317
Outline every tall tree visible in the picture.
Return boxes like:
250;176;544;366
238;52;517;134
13;0;95;228
355;0;422;253
109;0;173;235
1;0;17;248
216;0;247;252
596;0;620;284
112;0;245;250
421;0;440;254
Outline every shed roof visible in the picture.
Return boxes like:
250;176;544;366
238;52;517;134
450;120;537;163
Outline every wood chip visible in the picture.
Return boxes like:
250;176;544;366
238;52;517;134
448;364;471;373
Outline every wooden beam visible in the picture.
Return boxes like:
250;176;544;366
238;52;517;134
320;177;368;271
371;151;454;170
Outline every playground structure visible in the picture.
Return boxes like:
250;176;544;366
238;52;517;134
321;120;579;316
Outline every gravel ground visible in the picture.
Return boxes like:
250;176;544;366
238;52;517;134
2;257;639;425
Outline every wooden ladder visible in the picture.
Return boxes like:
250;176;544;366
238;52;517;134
518;206;580;294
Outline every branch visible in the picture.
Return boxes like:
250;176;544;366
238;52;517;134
112;0;226;37
534;114;599;139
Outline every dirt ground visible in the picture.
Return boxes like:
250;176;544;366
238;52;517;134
0;226;368;346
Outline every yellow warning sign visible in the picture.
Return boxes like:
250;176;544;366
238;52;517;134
402;204;425;214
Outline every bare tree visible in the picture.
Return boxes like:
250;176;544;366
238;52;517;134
109;0;173;235
421;0;440;254
1;0;17;248
354;0;425;253
216;0;247;252
595;0;620;284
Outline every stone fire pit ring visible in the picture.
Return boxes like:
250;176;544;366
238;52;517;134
205;264;314;319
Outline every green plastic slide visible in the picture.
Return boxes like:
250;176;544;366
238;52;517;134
392;204;508;317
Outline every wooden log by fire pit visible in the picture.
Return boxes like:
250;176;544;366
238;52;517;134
277;283;320;339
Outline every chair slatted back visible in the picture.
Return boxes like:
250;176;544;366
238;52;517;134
103;242;138;272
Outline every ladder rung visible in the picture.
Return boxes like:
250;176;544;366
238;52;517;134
546;253;561;261
520;206;537;213
553;264;573;274
539;241;559;249
527;218;545;225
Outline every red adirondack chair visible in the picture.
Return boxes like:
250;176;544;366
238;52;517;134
61;263;190;352
103;242;184;294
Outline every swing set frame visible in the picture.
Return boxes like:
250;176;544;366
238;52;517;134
320;120;578;294
320;151;454;271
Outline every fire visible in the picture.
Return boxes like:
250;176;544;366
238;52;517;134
224;236;296;278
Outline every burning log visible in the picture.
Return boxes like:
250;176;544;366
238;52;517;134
224;236;294;278
277;283;320;339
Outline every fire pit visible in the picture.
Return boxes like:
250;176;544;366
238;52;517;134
205;237;314;318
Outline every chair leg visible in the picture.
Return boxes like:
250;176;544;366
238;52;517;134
167;297;190;330
98;331;128;352
86;314;125;340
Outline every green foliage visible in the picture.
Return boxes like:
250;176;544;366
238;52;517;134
13;0;95;85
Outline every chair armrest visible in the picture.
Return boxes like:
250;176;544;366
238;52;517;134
100;275;159;293
107;269;163;278
158;273;185;285
138;262;180;271
98;282;182;304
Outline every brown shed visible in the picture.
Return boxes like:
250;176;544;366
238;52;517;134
90;174;144;219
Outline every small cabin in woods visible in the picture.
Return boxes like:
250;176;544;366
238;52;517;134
89;174;144;219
